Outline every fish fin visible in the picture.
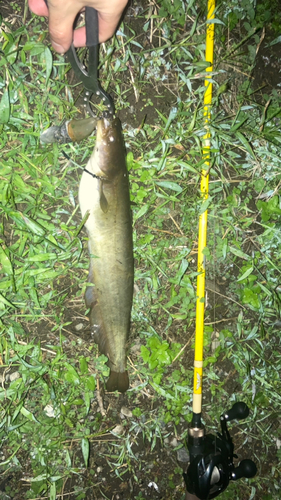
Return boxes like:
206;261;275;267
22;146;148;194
85;285;96;309
84;286;104;343
98;179;108;213
85;263;96;309
87;301;105;345
106;370;129;393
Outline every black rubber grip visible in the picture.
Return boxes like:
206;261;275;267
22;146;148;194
85;6;99;47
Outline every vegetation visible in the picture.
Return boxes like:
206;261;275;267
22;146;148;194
0;0;281;498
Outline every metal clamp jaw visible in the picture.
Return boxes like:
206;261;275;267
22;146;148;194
40;5;115;143
65;6;115;118
183;403;257;500
66;42;115;118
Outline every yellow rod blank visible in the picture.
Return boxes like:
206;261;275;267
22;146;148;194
192;0;215;416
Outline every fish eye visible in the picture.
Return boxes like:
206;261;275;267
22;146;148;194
109;136;115;142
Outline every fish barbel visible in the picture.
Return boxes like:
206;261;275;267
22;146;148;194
79;117;133;393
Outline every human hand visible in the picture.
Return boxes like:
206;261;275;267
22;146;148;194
28;0;128;53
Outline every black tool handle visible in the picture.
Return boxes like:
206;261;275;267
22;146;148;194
85;7;99;46
43;0;114;116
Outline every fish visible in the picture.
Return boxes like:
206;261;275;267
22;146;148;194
78;117;133;393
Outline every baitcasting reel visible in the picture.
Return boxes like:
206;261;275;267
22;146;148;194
183;402;257;499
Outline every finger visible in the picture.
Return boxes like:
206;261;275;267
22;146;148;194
47;1;80;53
98;13;122;43
73;12;123;47
73;27;86;48
28;0;49;16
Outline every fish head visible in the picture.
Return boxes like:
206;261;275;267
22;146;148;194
95;117;125;179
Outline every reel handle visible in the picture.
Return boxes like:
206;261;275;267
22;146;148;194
233;459;257;480
224;402;249;421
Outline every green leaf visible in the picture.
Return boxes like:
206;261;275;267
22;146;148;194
155;181;183;193
204;355;218;367
64;363;80;384
6;43;18;64
20;407;39;422
65;450;71;467
23;41;41;51
235;131;255;158
0;89;10;124
30;45;45;56
141;346;150;363
86;375;96;391
65;418;74;428
0;293;16;309
72;398;84;405
9;211;45;236
230;116;248;132
149;359;158;370
158;350;171;365
164;106;178;133
150;382;174;399
0;245;13;275
206;18;225;25
266;35;281;47
198;197;212;214
242;288;260;309
237;266;254;282
229;246;250;260
81;438;89;467
30;474;47;482
49;482;56;500
171;312;187;320
134;204;149;221
84;391;91;414
79;357;88;374
178;161;197;173
44;47;53;85
27;253;57;262
257;281;272;297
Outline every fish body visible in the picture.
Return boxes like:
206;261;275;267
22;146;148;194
79;117;133;393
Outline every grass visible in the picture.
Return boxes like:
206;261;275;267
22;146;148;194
1;0;281;498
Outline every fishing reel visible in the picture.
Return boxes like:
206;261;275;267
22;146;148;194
183;402;257;500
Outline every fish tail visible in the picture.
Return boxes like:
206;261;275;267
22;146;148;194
106;370;129;393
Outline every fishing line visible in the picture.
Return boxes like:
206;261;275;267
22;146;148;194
84;167;100;180
62;152;103;181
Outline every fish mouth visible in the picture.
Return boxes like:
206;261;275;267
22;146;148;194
97;116;111;133
103;117;112;129
96;116;116;143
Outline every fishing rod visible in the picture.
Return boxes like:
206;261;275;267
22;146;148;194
183;1;257;498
